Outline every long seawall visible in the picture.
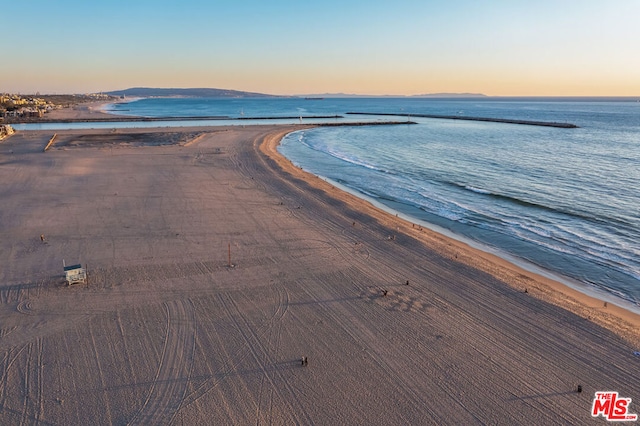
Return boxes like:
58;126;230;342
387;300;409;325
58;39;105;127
347;112;578;128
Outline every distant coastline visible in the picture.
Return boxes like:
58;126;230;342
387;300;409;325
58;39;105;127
296;92;487;99
99;87;640;102
104;87;282;98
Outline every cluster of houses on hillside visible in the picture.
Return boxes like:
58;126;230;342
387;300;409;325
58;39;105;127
0;94;56;120
1;92;114;122
0;124;15;140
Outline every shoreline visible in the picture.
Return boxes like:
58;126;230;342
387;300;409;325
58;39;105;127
260;126;640;346
15;101;640;340
319;174;640;312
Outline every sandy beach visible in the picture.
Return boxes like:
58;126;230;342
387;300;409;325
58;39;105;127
44;100;129;121
1;123;639;425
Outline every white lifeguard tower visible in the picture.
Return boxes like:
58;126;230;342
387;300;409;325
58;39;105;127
64;262;87;285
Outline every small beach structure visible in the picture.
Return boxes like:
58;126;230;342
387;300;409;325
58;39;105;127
64;262;87;285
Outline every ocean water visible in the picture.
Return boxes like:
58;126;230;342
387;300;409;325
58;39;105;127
57;97;640;308
278;98;640;309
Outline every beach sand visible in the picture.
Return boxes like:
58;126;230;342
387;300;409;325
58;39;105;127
1;125;639;425
44;100;128;121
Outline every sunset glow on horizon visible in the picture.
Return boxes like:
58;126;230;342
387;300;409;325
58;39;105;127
2;0;640;96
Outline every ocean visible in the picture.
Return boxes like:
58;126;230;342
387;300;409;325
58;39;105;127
33;97;640;309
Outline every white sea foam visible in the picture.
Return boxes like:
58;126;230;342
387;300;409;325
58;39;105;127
464;185;492;195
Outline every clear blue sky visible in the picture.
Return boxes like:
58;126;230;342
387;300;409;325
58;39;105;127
2;0;639;96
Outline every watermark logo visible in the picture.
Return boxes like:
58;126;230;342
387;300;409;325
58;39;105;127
592;391;638;422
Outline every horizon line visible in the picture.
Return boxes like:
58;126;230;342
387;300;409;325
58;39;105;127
3;88;640;99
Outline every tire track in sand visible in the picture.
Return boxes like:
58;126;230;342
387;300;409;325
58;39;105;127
16;337;44;426
179;283;290;411
218;292;311;425
128;299;196;426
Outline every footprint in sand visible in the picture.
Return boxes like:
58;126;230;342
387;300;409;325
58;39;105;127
360;286;429;313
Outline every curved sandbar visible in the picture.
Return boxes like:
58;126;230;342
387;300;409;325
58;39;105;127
347;111;579;128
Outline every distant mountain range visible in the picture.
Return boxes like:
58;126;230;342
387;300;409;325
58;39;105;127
104;87;489;99
413;93;487;98
104;87;279;98
297;92;487;98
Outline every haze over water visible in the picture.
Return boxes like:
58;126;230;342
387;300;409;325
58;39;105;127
109;97;640;309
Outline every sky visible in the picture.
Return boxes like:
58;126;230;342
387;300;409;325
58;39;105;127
2;0;639;96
